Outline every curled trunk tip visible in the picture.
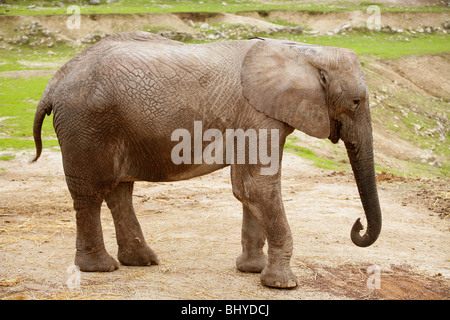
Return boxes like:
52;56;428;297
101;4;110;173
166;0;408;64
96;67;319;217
350;218;379;247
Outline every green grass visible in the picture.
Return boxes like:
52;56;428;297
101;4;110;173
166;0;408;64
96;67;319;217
371;97;449;177
280;32;450;59
0;154;15;161
284;136;349;171
1;0;448;16
0;44;81;72
0;75;58;150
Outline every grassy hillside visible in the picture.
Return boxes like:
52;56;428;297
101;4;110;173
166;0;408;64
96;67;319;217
1;0;448;16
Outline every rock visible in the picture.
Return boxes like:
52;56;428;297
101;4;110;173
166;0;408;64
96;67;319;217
425;27;432;33
158;31;193;42
340;24;352;32
289;26;303;34
57;2;65;7
270;26;302;34
196;32;206;40
267;27;280;34
381;25;389;32
46;42;54;48
429;159;442;168
421;149;440;166
184;19;195;28
417;27;424;33
27;5;36;9
89;0;100;5
215;31;228;39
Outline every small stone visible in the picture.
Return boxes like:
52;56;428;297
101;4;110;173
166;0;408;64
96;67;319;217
184;19;195;28
291;26;303;34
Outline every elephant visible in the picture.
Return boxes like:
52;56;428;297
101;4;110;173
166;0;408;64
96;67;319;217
32;31;382;288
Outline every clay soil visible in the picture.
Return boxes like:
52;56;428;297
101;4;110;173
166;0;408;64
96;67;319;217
0;151;448;300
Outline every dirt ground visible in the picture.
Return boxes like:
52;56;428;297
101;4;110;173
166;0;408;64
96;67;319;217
0;149;448;300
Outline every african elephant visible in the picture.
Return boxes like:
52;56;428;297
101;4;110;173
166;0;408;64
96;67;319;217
33;32;381;288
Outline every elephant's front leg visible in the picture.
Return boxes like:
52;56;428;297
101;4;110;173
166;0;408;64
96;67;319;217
231;165;298;288
236;204;267;273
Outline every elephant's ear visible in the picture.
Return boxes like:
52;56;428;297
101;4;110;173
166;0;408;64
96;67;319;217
241;41;330;139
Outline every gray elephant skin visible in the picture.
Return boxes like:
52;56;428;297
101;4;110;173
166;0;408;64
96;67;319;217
33;32;382;288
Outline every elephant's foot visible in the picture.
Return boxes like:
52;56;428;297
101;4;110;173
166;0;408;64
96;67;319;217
75;249;119;272
118;241;159;266
260;265;298;288
236;253;267;273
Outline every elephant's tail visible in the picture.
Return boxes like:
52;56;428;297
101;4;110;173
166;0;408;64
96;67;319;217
32;94;53;162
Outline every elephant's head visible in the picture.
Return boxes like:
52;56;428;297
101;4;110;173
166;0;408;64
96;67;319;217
241;38;381;247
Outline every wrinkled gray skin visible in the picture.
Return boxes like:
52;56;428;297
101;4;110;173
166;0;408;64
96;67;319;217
33;32;381;288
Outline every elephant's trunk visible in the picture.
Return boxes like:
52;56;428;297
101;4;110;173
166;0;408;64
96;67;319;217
344;131;382;247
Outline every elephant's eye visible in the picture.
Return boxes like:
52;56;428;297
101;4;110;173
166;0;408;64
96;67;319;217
319;72;326;84
352;99;361;110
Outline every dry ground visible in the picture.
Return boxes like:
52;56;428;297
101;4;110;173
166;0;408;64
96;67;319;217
0;150;448;300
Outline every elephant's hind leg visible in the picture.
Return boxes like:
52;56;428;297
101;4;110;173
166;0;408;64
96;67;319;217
71;193;119;272
105;182;159;266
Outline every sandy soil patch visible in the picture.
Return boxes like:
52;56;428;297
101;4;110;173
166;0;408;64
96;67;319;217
0;150;448;300
383;54;450;100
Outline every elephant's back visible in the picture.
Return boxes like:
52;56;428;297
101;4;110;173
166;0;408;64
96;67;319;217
102;37;256;129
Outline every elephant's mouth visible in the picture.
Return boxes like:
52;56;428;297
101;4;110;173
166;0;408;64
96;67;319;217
328;119;341;144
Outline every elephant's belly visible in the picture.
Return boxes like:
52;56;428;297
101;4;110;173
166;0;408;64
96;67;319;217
122;162;229;183
164;163;229;182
